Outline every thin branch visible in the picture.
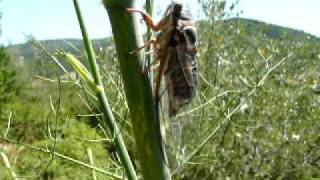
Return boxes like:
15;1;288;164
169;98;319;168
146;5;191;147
4;111;13;138
43;76;62;173
87;148;97;180
1;138;123;180
0;151;18;180
172;52;293;175
176;90;242;118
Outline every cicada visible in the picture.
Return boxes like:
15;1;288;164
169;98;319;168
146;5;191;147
127;3;198;117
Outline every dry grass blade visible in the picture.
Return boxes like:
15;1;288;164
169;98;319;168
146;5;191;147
0;151;18;180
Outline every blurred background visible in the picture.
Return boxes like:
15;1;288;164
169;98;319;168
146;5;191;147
0;0;319;179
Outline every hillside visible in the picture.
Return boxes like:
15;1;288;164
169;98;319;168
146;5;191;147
6;18;320;60
225;18;320;41
6;38;110;61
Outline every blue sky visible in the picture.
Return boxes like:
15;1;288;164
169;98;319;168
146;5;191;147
0;0;319;45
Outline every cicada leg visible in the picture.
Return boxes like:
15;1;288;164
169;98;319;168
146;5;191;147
126;8;166;31
129;38;157;54
143;59;160;73
126;7;168;110
155;56;170;103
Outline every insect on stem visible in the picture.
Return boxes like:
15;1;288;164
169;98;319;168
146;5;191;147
128;3;198;117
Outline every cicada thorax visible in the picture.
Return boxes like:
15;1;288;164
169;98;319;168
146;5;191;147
156;3;198;117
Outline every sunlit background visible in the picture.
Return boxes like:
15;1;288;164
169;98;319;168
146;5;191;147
0;0;319;45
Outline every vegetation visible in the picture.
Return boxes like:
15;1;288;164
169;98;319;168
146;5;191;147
0;47;18;120
73;0;138;179
1;0;319;179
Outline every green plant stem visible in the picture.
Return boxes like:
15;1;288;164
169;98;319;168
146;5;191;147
102;0;171;180
87;148;97;180
146;0;154;86
72;1;138;180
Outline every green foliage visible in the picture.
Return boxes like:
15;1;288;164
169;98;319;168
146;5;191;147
166;1;320;179
0;80;121;179
1;118;112;179
0;47;18;119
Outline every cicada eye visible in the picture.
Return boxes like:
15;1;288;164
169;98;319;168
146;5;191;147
173;4;183;14
183;27;197;44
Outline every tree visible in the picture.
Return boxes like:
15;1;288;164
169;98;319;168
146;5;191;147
0;47;17;119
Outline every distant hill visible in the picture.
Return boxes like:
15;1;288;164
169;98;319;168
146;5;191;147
6;38;111;61
224;18;320;42
6;18;320;60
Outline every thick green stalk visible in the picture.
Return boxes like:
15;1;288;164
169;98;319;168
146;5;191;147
102;0;171;180
72;1;138;180
146;0;154;86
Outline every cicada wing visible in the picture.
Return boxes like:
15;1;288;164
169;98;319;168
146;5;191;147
165;45;198;117
176;44;198;89
176;24;198;90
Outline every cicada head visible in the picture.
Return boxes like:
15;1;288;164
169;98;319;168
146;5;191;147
162;2;193;23
163;3;181;17
160;3;196;49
